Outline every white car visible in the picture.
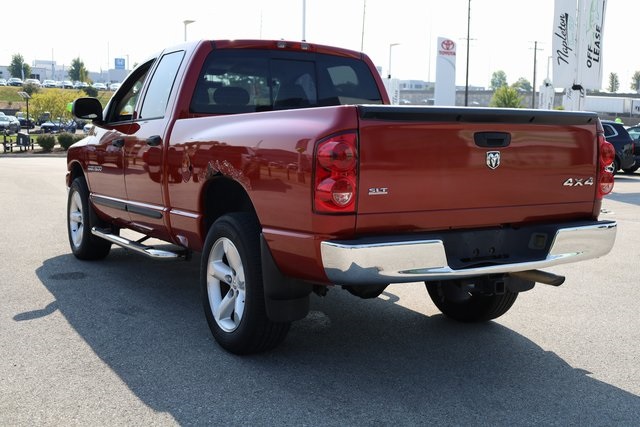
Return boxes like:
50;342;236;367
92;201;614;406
92;83;108;91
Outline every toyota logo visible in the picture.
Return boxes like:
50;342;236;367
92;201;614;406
441;39;455;51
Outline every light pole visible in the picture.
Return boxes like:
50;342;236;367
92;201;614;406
531;41;543;108
183;20;195;42
388;43;400;79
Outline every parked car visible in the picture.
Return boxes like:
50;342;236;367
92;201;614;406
601;120;636;174
0;115;20;133
92;82;108;91
24;78;41;87
0;78;7;86
7;78;23;86
62;80;74;89
17;116;35;129
624;125;640;174
40;120;76;133
42;80;57;88
109;82;121;91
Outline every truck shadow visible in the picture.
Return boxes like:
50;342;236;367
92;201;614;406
30;251;640;425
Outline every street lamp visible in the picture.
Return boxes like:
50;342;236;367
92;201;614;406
388;43;400;79
183;20;195;42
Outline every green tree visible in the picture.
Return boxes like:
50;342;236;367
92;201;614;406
607;72;620;92
9;54;31;80
489;86;524;108
490;70;508;90
30;90;78;125
68;58;88;82
512;77;532;92
631;71;640;93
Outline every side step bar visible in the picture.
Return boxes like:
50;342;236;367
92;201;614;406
92;227;186;260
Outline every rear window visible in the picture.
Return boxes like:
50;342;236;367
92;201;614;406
190;49;382;114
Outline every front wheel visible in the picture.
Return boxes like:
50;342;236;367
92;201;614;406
201;213;290;354
425;280;518;322
623;165;639;174
67;177;111;260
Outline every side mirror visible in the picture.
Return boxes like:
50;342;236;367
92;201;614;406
72;98;103;122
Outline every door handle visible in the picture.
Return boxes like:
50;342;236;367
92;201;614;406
146;135;162;147
112;138;125;148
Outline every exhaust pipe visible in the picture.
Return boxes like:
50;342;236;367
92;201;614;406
510;270;565;287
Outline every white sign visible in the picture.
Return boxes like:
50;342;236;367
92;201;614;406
553;0;607;92
383;78;400;105
434;37;456;106
552;0;579;88
577;0;606;90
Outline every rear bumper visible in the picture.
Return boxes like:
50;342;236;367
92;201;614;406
321;220;617;285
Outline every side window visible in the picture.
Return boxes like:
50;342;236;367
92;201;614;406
139;51;185;119
108;59;154;123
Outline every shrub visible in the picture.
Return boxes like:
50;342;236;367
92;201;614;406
57;132;76;150
37;134;56;152
23;83;40;96
82;86;98;97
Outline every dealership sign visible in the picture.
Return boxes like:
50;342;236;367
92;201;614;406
552;0;607;90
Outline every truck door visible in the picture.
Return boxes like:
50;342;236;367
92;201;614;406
123;50;185;233
86;61;154;221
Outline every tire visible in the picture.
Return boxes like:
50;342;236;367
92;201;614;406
201;213;290;354
425;280;518;322
623;165;639;174
67;177;111;260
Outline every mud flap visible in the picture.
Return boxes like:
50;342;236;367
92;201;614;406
260;235;312;322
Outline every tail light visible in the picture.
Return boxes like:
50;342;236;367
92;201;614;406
314;131;358;214
597;132;615;198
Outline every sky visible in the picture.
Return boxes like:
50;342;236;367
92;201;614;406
1;0;637;92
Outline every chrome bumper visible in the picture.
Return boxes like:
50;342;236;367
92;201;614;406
321;221;617;285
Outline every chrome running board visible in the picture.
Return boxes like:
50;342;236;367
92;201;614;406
92;227;186;260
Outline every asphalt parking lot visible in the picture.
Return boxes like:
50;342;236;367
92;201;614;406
1;157;639;425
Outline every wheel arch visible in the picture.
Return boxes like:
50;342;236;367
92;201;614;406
67;161;86;188
200;176;259;237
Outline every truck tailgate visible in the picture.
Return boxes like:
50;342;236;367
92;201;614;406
356;106;600;231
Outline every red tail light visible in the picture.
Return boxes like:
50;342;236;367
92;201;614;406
597;133;615;198
314;131;358;214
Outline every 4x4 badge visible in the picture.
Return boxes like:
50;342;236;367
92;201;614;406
486;151;501;170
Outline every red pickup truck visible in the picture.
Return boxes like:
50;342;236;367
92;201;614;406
66;39;617;354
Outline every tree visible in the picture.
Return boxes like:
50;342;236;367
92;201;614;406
490;70;508;90
30;90;78;126
68;58;89;82
607;72;620;93
631;71;640;93
8;54;31;80
489;86;524;108
512;77;532;92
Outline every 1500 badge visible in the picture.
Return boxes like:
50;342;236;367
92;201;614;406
563;177;594;186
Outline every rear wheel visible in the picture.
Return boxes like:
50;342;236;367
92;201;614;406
425;280;518;322
201;213;290;354
67;177;111;260
623;165;639;174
